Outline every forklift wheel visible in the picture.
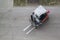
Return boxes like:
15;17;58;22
35;26;37;29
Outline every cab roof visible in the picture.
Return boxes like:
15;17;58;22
34;5;47;16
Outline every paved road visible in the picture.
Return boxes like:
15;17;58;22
0;6;60;40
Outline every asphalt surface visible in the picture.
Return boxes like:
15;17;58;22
0;6;60;40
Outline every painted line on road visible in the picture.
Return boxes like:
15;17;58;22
23;24;32;31
26;27;35;34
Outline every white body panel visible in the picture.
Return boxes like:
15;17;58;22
34;5;47;17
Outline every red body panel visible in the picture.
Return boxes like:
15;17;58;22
42;10;50;23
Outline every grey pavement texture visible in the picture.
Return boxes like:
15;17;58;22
0;6;60;40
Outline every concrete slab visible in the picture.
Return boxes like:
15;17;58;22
0;6;60;40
